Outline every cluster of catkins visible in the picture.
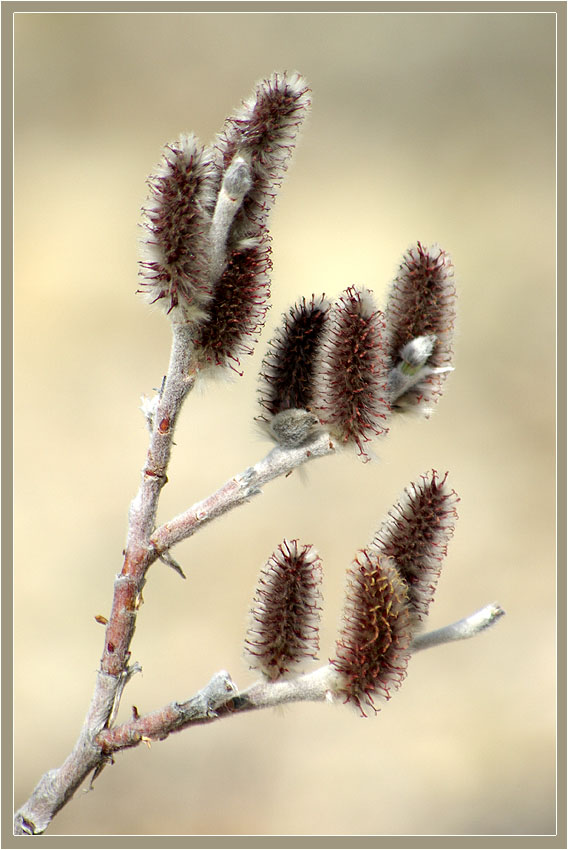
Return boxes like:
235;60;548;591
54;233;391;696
139;72;312;375
244;470;459;716
256;242;455;460
138;72;458;715
139;72;455;454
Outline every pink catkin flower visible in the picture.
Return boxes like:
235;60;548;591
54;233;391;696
245;540;322;681
214;72;311;242
138;134;216;321
193;239;272;374
372;470;459;625
314;287;390;461
330;551;412;716
385;242;456;409
257;294;331;419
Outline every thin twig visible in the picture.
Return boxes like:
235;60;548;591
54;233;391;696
410;602;506;652
151;431;336;554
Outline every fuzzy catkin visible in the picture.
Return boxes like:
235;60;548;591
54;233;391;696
372;470;459;624
138;134;215;321
258;294;331;420
385;242;456;409
330;551;412;716
244;540;322;681
313;287;390;460
193;239;271;373
214;72;311;243
193;73;311;375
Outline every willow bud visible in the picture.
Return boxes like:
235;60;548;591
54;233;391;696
268;409;321;448
208;155;253;281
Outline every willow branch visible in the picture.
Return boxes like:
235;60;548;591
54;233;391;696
96;602;505;756
14;324;197;835
410;602;506;652
13;345;336;835
150;431;336;554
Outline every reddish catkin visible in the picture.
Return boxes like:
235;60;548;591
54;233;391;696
330;551;412;716
314;287;390;460
214;72;311;242
194;73;311;375
244;540;322;681
385;242;456;408
138;134;215;320
372;470;459;625
257;294;331;419
193;239;272;373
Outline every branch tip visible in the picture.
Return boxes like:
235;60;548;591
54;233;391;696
411;602;505;652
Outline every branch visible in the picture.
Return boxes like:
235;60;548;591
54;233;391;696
12;343;499;835
410;602;506;652
96;671;240;753
95;602;505;756
150;431;335;554
127;323;197;547
15;325;198;835
13;343;335;835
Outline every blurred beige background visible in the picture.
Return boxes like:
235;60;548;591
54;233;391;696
14;10;556;837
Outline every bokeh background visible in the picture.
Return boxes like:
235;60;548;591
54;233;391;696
14;10;556;837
